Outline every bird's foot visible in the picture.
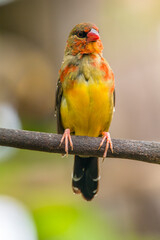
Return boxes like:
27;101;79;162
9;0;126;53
59;128;73;156
98;132;113;159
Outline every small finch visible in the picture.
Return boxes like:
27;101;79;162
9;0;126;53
56;23;115;201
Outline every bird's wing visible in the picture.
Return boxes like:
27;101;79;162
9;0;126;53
113;89;115;109
55;79;64;134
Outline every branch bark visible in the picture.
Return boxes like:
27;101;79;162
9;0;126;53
0;128;160;164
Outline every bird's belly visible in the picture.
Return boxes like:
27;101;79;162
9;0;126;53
60;81;113;137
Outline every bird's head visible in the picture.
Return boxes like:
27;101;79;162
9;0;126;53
65;23;103;56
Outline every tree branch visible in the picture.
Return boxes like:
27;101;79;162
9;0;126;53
0;128;159;164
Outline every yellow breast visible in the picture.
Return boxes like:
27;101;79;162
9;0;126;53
60;80;113;137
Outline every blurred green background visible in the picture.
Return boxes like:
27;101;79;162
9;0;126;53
0;0;160;239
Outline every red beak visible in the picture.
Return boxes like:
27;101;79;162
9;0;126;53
87;28;100;42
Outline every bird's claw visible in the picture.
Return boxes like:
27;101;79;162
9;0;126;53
59;128;73;156
98;132;113;159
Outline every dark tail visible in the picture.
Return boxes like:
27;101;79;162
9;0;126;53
72;155;99;201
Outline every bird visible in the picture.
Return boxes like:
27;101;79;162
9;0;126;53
56;22;115;201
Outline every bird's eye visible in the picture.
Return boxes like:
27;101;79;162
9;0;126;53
77;31;87;38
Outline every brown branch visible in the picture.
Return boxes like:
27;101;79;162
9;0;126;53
0;128;160;164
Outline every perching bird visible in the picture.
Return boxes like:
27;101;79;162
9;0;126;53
56;23;115;201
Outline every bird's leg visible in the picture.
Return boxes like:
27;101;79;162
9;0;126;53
59;128;73;155
98;132;113;159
